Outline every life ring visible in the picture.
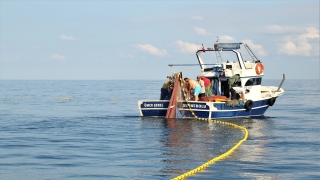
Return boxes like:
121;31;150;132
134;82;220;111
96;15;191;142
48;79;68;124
244;100;253;111
255;63;264;74
268;97;276;106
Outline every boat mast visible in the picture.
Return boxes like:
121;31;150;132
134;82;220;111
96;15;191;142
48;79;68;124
214;37;223;64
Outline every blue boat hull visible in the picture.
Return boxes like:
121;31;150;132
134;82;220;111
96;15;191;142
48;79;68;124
138;99;271;119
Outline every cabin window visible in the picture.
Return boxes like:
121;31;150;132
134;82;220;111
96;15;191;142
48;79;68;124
226;65;232;69
245;77;262;86
234;80;241;87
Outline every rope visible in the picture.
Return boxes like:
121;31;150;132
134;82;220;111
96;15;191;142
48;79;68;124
171;73;249;180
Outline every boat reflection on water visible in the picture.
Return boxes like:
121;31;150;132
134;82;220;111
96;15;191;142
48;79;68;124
137;116;276;179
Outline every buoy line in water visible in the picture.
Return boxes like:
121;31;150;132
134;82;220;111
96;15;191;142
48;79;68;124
170;118;248;180
170;75;249;180
0;97;131;101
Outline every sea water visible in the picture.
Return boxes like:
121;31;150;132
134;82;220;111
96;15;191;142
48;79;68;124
0;79;319;180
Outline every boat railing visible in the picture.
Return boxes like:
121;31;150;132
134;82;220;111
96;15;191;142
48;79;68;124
244;44;259;63
276;74;286;92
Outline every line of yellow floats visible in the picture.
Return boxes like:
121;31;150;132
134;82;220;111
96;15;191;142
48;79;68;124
171;73;249;180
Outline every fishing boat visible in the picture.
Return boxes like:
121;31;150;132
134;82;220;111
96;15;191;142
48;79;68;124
137;42;285;119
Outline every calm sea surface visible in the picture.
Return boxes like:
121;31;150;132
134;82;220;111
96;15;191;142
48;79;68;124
0;79;319;180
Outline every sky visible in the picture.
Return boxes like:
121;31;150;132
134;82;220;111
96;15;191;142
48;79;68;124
0;0;319;80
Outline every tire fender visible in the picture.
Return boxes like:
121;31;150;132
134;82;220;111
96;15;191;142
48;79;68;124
244;100;253;111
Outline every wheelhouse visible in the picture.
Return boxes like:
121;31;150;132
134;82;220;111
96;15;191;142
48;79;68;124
196;43;264;101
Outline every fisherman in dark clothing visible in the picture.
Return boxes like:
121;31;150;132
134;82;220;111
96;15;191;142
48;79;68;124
160;76;173;100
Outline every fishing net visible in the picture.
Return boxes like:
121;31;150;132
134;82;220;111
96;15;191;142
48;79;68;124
165;73;180;119
165;72;193;119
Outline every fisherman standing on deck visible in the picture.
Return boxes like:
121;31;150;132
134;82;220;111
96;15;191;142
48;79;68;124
160;76;173;100
201;76;212;97
184;78;201;101
197;76;205;99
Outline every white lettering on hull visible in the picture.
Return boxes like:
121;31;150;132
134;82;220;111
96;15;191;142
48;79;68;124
182;104;206;109
143;103;164;108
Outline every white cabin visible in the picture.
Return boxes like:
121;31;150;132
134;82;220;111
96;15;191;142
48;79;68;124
196;43;265;101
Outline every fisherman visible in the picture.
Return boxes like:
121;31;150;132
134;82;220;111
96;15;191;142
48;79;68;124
196;76;205;99
160;76;173;100
201;76;212;97
184;77;201;101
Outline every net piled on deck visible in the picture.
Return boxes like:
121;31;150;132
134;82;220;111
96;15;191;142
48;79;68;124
165;73;180;119
165;72;192;119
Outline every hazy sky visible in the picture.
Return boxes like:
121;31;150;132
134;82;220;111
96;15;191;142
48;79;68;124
0;0;319;80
